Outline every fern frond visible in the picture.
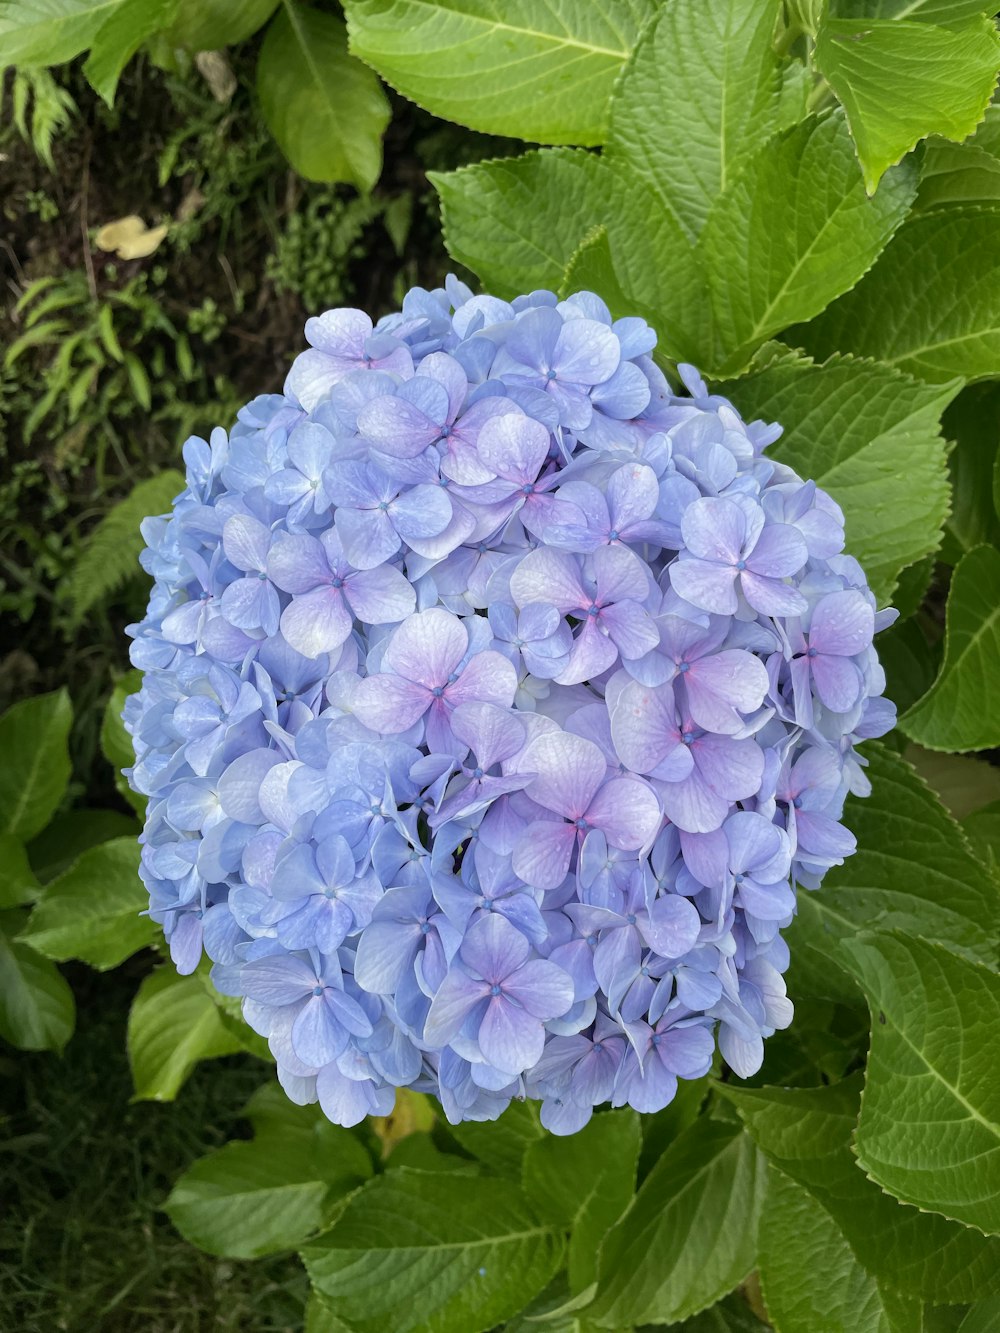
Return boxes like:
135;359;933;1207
12;68;76;170
65;470;185;623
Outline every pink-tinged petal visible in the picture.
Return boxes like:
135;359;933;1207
267;533;331;594
222;514;270;573
811;653;864;713
461;912;531;981
586;776;661;850
450;701;526;769
479;997;544;1074
519;730;607;817
746;523;808;579
512;820;576;891
610;681;681;776
693;734;764;801
279;588;352;658
670;557;739;615
406;501;476;561
358;390;442;457
680;497;745;563
351;673;429;733
344;564;416;625
391;483;453;540
651;742;696;784
659;768;730;834
423;969;487;1047
477;412;550;483
808;589;874;657
447;650;518;709
592;543;651;605
335;508;400;570
554;623;619;686
504;959;575;1019
384;607;468;687
678;828;728;888
601;600;660;660
738;571;808;616
510;548;588;614
685;650;769;734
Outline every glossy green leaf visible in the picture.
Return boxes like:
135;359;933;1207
903;744;1000;821
878;617;941;715
721;1076;1000;1303
0;912;75;1053
673;1294;771;1332
0;0;123;66
607;0;799;241
720;353;957;600
523;1109;640;1293
586;1117;764;1327
831;0;997;20
701;111;916;374
916;138;1000;212
26;808;137;883
343;0;657;145
101;670;144;817
957;1296;1000;1333
841;932;1000;1235
815;14;1000;193
128;965;244;1102
432;149;611;301
165;1100;372;1258
258;1;390;190
758;1167;920;1333
941;384;1000;563
0;834;40;909
83;0;179;105
20;837;153;970
447;1096;544;1176
900;545;1000;751
302;1167;564;1333
795;208;1000;382
0;688;72;843
963;802;1000;872
160;0;277;50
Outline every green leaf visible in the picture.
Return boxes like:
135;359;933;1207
160;0;278;50
523;1110;640;1293
0;0;124;66
447;1096;544;1176
840;932;1000;1235
701;111;916;374
607;0;799;242
432;149;610;301
758;1166;921;1333
831;0;996;19
101;670;144;817
0;688;72;843
672;1294;771;1332
65;470;184;624
903;744;1000;820
900;545;1000;751
0;912;75;1052
165;1103;372;1258
719;353;957;600
20;837;153;971
83;0;179;106
343;0;657;146
26;808;137;883
963;802;1000;871
302;1167;564;1333
916;136;1000;212
941;385;1000;562
794;207;1000;382
815;14;1000;194
128;965;244;1102
0;834;40;909
585;1117;764;1328
793;744;998;969
257;1;390;191
958;1297;1000;1333
878;616;941;714
721;1076;1000;1303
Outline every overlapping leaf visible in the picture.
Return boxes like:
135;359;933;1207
0;912;75;1053
0;688;72;843
128;965;245;1101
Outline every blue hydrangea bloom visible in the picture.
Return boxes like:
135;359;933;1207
125;279;897;1133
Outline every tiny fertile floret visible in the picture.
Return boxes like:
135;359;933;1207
126;281;896;1132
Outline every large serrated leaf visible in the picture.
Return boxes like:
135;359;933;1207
258;1;390;190
83;0;179;105
900;544;1000;752
607;0;799;242
721;1076;1000;1303
793;207;1000;382
719;353;956;600
343;0;657;145
0;688;72;843
840;932;1000;1237
700;111;916;374
128;965;245;1102
815;14;1000;194
302;1167;564;1333
0;0;124;66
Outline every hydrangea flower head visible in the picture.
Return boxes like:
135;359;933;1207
125;281;896;1132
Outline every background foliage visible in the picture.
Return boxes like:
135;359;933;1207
2;0;1000;1330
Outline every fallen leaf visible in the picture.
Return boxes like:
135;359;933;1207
95;215;168;260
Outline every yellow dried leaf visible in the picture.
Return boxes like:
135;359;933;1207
95;215;168;260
